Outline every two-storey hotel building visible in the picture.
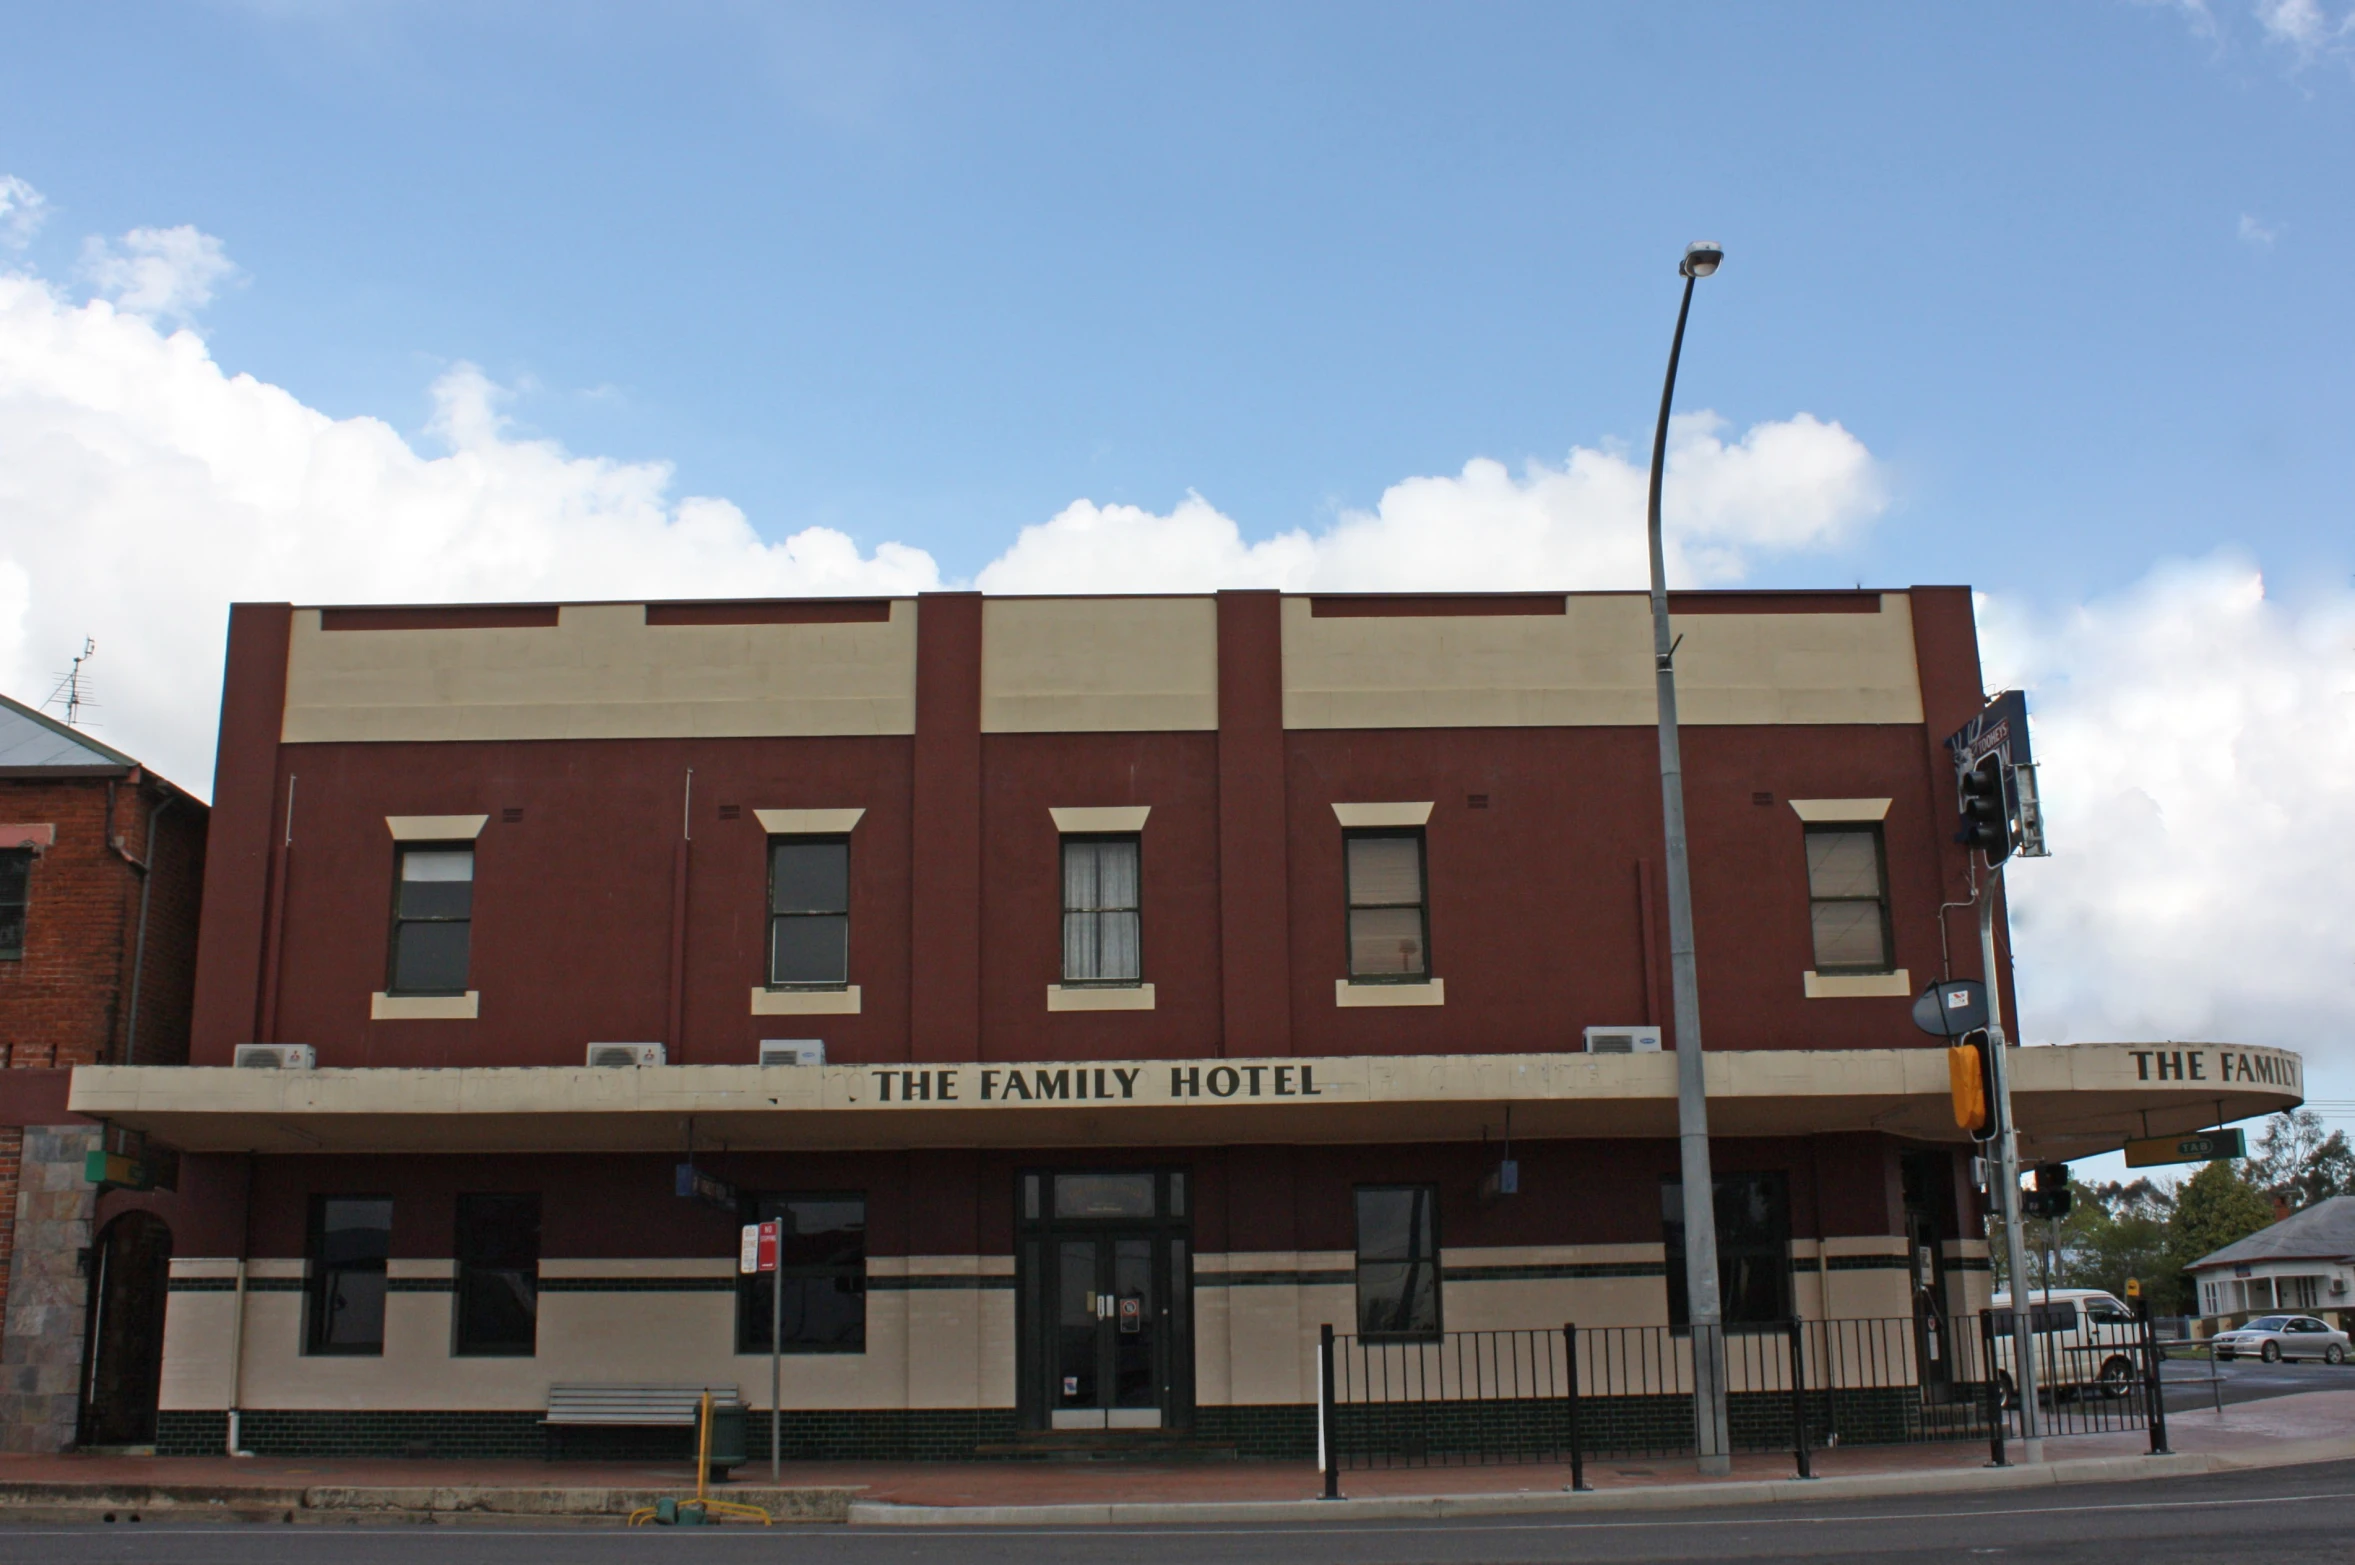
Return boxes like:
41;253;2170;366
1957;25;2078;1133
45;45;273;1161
72;588;2302;1458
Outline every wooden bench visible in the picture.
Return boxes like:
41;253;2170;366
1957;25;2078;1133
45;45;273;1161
543;1384;744;1470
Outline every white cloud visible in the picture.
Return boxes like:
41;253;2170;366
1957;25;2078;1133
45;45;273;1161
2256;0;2330;49
0;270;942;787
2238;212;2280;247
0;176;47;250
980;412;1883;595
2252;0;2355;64
1983;556;2355;1075
76;225;241;323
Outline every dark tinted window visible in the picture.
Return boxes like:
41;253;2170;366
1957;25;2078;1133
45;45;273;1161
1355;1186;1441;1337
0;848;28;959
739;1195;866;1353
1663;1172;1792;1329
307;1197;392;1355
388;846;472;994
769;839;850;986
454;1194;539;1356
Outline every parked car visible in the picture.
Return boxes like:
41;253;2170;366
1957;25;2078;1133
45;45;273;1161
1991;1288;2143;1401
2211;1315;2350;1364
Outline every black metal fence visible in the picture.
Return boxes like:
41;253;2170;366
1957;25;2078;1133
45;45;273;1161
1314;1309;2168;1491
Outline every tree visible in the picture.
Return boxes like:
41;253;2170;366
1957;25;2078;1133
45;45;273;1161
2064;1179;2180;1309
2241;1109;2355;1212
2167;1159;2276;1298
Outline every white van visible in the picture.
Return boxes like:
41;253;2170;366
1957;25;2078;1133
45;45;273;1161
1990;1288;2144;1401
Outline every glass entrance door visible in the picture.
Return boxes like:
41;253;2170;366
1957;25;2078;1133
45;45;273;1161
1020;1168;1191;1433
1051;1235;1163;1428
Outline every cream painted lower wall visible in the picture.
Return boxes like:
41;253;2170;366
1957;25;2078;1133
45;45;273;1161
160;1275;1016;1414
161;1241;1932;1413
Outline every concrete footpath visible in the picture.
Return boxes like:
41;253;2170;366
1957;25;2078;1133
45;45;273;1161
2;1390;2350;1528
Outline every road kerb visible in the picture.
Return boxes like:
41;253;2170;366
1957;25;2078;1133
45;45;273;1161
843;1442;2355;1527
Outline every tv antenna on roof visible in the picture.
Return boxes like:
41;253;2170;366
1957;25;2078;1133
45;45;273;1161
44;639;97;727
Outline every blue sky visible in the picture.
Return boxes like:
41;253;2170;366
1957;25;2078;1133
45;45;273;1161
5;1;2348;603
3;2;2353;1137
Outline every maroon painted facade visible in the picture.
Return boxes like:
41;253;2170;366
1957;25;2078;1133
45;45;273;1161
187;590;2011;1069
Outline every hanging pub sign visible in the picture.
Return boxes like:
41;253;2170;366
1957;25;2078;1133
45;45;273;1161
2123;1128;2247;1168
675;1162;738;1213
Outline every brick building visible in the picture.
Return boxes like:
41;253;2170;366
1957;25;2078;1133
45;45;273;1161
71;592;2296;1461
0;693;206;1451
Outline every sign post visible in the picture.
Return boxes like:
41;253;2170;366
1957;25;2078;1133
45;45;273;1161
740;1219;783;1481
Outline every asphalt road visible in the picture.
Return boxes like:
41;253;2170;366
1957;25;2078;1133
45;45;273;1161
2159;1351;2354;1412
4;1460;2354;1565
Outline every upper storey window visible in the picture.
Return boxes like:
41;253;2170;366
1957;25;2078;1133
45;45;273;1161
1345;830;1429;981
388;846;473;995
1061;835;1141;986
1805;826;1892;973
769;837;850;988
0;849;28;960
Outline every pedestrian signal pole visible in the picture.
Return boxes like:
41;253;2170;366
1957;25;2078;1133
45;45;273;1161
1981;869;2042;1461
1944;689;2050;1462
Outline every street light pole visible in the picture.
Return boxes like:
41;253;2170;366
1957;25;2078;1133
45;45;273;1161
1648;241;1731;1474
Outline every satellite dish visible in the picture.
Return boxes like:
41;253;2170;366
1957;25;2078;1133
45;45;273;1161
1911;979;1988;1039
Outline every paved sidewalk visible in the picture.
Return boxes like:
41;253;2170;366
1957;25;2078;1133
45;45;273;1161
0;1390;2348;1524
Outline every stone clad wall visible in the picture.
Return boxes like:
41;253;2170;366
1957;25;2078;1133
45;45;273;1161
0;1124;100;1451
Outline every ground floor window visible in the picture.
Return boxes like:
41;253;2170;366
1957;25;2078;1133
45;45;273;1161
305;1196;392;1355
454;1193;539;1356
1354;1185;1441;1338
738;1194;867;1353
1662;1171;1792;1329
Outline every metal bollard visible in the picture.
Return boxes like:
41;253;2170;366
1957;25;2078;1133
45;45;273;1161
1566;1323;1590;1492
2139;1300;2170;1455
1980;1309;2008;1468
1319;1323;1341;1500
1787;1317;1813;1479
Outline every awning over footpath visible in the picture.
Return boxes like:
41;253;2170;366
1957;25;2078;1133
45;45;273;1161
71;1043;2299;1163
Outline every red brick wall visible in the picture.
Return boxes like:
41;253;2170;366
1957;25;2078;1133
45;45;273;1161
0;780;136;1069
0;772;207;1376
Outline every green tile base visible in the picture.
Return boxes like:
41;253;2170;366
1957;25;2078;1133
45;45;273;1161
157;1408;1023;1462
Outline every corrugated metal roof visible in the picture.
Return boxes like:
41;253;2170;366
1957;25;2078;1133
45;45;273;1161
2188;1194;2355;1270
0;691;137;772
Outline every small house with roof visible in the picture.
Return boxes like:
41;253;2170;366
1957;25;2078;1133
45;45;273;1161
2187;1194;2355;1328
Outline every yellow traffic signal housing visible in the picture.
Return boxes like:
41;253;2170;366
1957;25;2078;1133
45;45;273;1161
1948;1040;1990;1136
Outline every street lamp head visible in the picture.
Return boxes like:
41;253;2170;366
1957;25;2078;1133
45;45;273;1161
1680;242;1724;279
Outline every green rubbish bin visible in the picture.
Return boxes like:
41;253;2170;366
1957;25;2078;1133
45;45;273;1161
704;1403;747;1481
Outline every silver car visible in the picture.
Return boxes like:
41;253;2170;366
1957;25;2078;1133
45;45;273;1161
2211;1314;2351;1364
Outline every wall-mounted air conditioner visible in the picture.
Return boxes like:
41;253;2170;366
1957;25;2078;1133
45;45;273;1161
758;1040;825;1067
2333;1276;2349;1296
1583;1026;1662;1055
233;1044;316;1069
586;1043;666;1068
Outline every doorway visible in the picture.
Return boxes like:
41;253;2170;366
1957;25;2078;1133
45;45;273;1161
78;1211;172;1448
1018;1169;1191;1432
1900;1150;1958;1401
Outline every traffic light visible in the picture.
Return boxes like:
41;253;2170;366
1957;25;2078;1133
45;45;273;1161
1948;1032;1997;1140
2021;1162;2072;1220
1956;754;2014;865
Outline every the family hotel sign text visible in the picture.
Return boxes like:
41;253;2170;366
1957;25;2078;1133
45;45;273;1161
866;1063;1327;1103
2125;1048;2300;1088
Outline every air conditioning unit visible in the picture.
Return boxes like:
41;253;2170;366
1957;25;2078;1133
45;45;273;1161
758;1040;825;1067
1583;1026;1663;1055
585;1043;666;1068
233;1044;316;1069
